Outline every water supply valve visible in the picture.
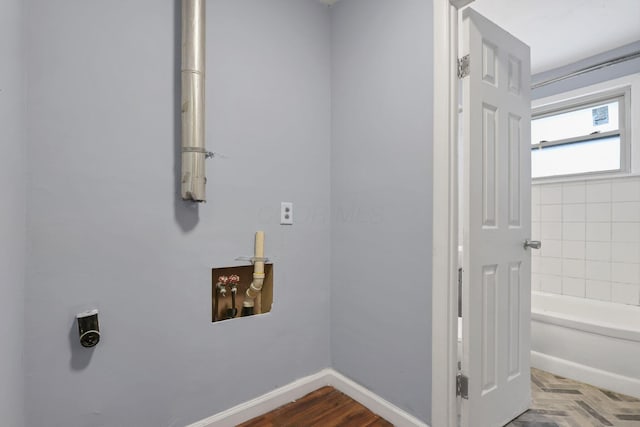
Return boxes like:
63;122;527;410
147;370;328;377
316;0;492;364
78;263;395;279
216;275;229;297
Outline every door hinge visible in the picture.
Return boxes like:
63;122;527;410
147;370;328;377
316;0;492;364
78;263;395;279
458;267;462;318
458;55;470;79
456;373;469;399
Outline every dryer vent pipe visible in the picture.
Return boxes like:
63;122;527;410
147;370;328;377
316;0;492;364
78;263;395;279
181;0;207;202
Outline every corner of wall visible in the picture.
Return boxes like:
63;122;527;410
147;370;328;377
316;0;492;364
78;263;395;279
0;0;27;425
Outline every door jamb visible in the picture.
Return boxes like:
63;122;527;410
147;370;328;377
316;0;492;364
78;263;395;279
431;1;471;426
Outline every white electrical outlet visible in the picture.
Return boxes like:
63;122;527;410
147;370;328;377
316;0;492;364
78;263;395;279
280;202;293;225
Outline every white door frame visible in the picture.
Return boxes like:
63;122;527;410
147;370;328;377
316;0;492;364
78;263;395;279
431;1;471;426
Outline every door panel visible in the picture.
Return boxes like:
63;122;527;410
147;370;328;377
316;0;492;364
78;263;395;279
461;8;531;427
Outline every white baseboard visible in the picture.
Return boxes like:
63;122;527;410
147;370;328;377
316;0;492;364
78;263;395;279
184;369;333;427
185;368;430;427
328;369;430;427
531;351;640;399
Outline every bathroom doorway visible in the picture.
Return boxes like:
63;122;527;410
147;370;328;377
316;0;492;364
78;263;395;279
432;2;533;426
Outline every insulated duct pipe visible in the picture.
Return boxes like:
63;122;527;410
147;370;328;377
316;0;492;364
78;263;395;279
181;0;207;202
243;231;266;314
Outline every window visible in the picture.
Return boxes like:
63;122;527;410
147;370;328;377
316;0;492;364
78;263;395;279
531;89;629;179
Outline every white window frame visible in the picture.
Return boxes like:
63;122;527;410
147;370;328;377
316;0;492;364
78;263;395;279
532;73;640;184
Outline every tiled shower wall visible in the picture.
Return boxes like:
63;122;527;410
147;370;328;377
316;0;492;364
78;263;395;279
532;177;640;306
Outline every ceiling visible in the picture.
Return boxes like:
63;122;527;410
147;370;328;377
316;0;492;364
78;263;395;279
320;0;640;75
472;0;640;74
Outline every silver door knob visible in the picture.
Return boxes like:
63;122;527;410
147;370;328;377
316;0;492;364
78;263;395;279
524;240;541;250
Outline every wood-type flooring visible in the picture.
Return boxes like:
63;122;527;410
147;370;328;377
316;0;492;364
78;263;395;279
238;386;392;427
239;368;640;426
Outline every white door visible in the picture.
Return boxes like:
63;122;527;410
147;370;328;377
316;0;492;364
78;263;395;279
460;8;532;427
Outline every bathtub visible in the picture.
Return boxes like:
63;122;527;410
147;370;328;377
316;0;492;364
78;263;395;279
531;291;640;398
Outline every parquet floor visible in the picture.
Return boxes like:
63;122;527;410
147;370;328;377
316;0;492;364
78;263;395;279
238;386;392;427
507;368;640;426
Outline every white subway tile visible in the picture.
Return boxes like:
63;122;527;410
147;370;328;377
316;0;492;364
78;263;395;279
586;261;611;281
585;241;611;261
542;239;562;258
532;257;541;274
586;182;611;203
562;222;585;241
563;204;585;222
563;241;585;259
531;274;542;291
612;202;640;222
611;262;640;284
541;222;562;240
562;182;586;204
540;257;562;275
532;222;541;241
541;205;562;222
586;280;612;301
612;223;640;242
611;178;640;202
611;283;640;305
531;204;541;222
562;277;586;297
540;274;562;294
541;185;562;205
586;203;611;222
586;223;611;242
563;259;585;278
532;186;541;205
611;242;640;263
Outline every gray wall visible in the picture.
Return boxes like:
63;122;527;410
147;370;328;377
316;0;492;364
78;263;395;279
0;0;26;425
24;0;331;426
533;40;640;100
330;0;433;422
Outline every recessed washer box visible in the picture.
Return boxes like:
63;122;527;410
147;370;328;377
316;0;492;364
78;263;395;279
211;264;274;322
